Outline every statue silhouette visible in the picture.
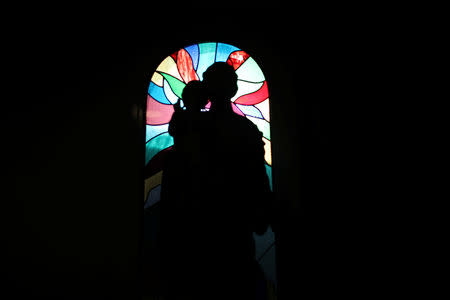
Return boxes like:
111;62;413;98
160;63;272;300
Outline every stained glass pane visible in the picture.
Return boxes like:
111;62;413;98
234;81;268;105
144;43;276;292
185;44;199;70
160;73;186;98
227;50;251;70
145;146;172;178
231;80;265;102
146;124;169;142
149;82;171;105
246;116;271;140
231;103;245;116
146;95;174;125
236;57;265;82
145;170;163;199
145;132;174;165
265;164;273;191
196;42;217;80
163;79;179;104
235;104;264;119
156;56;183;81
144;185;162;209
177;48;199;83
145;42;272;208
151;72;163;86
216;43;240;62
263;137;272;166
255;98;270;122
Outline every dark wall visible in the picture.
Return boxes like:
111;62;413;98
5;25;145;297
4;11;386;299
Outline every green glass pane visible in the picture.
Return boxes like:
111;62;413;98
197;42;217;80
160;72;186;98
145;132;174;165
265;164;273;191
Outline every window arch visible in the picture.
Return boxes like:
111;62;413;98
144;42;272;208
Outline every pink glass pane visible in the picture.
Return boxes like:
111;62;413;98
231;102;245;116
146;94;174;125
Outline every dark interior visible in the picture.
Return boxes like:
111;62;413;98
5;11;389;299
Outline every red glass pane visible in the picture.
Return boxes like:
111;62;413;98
234;81;268;105
226;50;250;70
177;48;199;83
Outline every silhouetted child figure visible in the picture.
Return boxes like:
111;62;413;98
160;80;212;299
167;80;210;207
169;80;209;162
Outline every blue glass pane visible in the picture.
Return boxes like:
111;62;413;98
196;42;217;80
148;82;171;104
145;132;174;165
146;124;169;142
145;185;161;208
235;104;264;119
185;44;199;71
216;43;240;62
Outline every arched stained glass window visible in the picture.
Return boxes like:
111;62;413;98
144;42;272;208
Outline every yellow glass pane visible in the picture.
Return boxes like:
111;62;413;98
151;72;163;87
144;171;163;201
263;137;272;166
156;56;183;82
